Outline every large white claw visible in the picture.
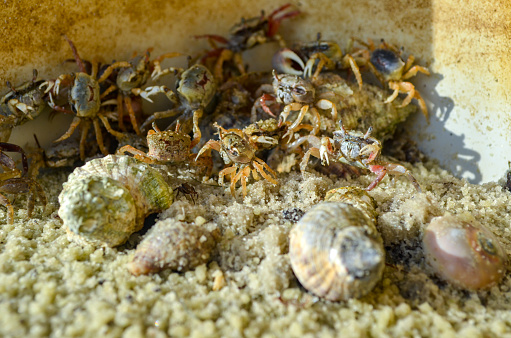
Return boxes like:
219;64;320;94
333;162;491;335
303;58;315;79
13;101;34;115
319;144;330;166
139;86;168;103
273;48;305;76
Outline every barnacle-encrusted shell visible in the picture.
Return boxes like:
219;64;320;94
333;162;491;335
58;155;174;247
423;214;507;290
127;219;217;275
289;187;384;301
324;187;378;224
313;72;416;140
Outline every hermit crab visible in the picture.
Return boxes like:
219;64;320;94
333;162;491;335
290;120;421;192
0;69;49;142
195;122;278;198
353;38;430;118
196;3;300;82
45;35;124;160
0;142;47;224
423;214;507;290
289;187;385;301
58;155;174;247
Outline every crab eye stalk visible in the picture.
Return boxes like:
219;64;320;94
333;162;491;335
229;148;240;157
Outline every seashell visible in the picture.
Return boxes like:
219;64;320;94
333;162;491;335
289;187;385;301
127;218;217;276
423;214;507;290
58;155;174;247
324;187;378;224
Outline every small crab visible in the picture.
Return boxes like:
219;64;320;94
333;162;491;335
97;50;184;135
0;142;47;224
173;183;198;204
273;34;363;88
290;120;421;192
196;3;300;82
140;64;217;134
44;35;124;160
0;69;49;142
118;110;212;178
353;38;430;118
195;122;278;198
28;134;100;178
255;71;337;142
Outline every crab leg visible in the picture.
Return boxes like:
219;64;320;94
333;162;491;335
253;157;278;184
96;61;132;83
0;192;14;224
218;165;237;190
124;96;141;135
54;116;81;143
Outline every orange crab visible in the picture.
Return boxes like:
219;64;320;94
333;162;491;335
195;122;278;198
117;110;212;178
353;38;430;119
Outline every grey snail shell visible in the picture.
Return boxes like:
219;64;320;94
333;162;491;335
58;155;174;247
289;187;385;301
423;214;507;290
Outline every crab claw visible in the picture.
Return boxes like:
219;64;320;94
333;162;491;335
319;137;331;166
139;86;170;103
272;48;305;75
9;100;34;115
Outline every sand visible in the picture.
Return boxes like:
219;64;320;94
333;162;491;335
1;149;511;337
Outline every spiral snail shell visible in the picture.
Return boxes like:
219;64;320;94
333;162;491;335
289;187;385;301
58;155;174;247
423;214;507;290
128;218;217;276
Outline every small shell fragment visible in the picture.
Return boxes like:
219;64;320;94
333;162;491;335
128;219;217;276
423;215;507;290
58;155;174;247
289;187;385;301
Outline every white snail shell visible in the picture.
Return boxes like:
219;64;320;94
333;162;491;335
289;187;385;301
58;155;174;247
127;219;217;276
423;215;507;290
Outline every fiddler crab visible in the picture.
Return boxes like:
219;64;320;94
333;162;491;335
0;142;47;224
118;110;212;178
42;35;124;160
140;63;217;135
195;122;278;198
290;120;422;192
196;3;300;82
254;70;337;142
96;49;184;135
353;38;430;119
0;69;49;142
273;33;364;88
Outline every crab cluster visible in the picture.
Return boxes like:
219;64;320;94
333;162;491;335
2;4;504;302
